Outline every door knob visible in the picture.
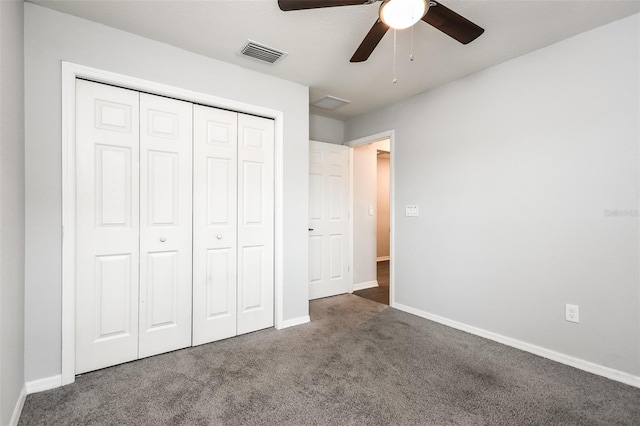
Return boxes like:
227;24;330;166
217;234;223;239
308;228;314;231
160;237;166;242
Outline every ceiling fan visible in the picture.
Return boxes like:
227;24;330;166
278;0;484;62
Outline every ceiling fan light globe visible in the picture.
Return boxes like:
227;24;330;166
379;0;428;30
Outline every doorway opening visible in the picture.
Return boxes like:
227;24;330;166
347;134;393;306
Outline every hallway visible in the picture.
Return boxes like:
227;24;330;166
353;260;389;305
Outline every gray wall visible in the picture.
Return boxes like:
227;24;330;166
24;3;309;383
0;0;26;423
345;15;640;376
309;114;344;145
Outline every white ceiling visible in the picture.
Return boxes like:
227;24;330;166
29;0;640;120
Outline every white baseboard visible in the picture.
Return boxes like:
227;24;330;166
278;315;310;330
26;374;63;394
9;384;27;426
376;256;390;262
393;303;640;389
353;280;378;291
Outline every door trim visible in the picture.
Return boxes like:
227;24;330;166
61;62;285;385
345;130;395;307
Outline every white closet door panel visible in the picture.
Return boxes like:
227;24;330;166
193;105;238;345
308;141;350;300
75;80;140;374
139;93;193;358
146;251;179;329
237;113;274;335
94;255;133;337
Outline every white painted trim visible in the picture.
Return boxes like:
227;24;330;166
347;148;354;293
353;280;379;291
278;316;311;329
61;62;285;385
344;131;393;148
274;102;285;335
8;384;26;426
61;63;77;387
394;303;640;389
25;375;63;394
348;148;354;292
376;256;390;262
345;130;395;306
388;133;395;307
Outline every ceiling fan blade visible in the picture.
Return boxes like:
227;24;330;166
422;1;484;44
350;19;390;63
278;0;371;11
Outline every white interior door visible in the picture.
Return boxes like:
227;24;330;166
75;80;140;374
192;105;238;345
308;141;350;300
138;93;193;358
237;113;275;334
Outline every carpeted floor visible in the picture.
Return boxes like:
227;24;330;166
19;295;640;425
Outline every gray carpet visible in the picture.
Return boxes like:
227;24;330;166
19;295;640;425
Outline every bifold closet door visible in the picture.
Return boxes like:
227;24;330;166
76;81;193;373
138;93;193;358
192;106;238;345
76;79;274;371
192;108;275;345
75;80;141;374
237;113;275;335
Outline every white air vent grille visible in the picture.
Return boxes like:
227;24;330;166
311;96;351;111
241;40;287;64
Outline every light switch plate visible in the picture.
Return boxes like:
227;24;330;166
405;205;419;217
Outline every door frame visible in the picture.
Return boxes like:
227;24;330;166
345;130;395;307
61;62;285;385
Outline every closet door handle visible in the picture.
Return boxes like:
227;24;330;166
217;234;223;240
308;228;314;231
159;237;167;242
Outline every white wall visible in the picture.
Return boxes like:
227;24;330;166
377;156;390;259
0;0;26;423
309;114;344;145
352;139;390;285
352;144;377;286
345;14;640;376
24;3;309;383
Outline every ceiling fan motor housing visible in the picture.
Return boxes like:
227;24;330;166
379;0;429;30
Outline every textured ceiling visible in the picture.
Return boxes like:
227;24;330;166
29;0;640;120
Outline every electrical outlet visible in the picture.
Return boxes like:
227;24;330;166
565;304;579;323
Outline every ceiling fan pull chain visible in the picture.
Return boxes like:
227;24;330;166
410;25;415;62
393;28;398;84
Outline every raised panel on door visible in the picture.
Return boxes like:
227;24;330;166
308;141;350;300
75;80;140;374
139;93;193;358
192;105;238;345
237;113;274;335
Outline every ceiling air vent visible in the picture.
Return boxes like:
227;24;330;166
240;40;287;64
311;96;351;111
